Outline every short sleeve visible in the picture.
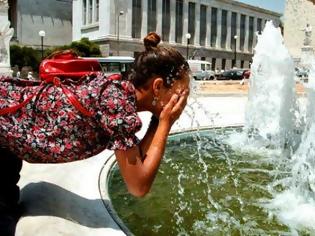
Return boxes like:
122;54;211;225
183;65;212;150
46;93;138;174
96;79;142;150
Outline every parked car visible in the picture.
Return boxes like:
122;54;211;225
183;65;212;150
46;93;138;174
218;69;250;80
295;67;309;78
188;60;215;80
84;56;134;75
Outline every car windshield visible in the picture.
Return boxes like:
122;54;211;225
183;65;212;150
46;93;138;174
236;70;243;76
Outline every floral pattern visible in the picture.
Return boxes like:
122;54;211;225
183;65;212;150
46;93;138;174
0;73;142;163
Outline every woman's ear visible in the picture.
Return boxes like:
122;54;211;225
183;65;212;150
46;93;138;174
152;77;164;96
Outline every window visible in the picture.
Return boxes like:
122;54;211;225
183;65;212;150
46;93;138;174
210;8;217;47
248;16;254;52
211;58;216;70
95;0;99;22
175;0;183;43
232;59;236;68
241;60;244;68
148;0;157;33
88;0;93;24
188;2;195;44
132;0;142;38
222;59;226;70
199;5;207;46
257;18;262;34
83;0;87;25
206;64;211;70
162;0;170;41
240;14;246;51
231;12;237;50
201;64;205;71
221;10;227;49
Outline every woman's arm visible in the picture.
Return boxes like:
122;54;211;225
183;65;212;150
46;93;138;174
115;91;188;197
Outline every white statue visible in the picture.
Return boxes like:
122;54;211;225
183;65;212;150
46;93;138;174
302;23;312;46
0;22;14;66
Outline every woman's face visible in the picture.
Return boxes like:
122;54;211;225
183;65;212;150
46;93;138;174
156;71;190;112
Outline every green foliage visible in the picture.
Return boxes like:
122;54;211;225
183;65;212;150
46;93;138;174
10;38;101;73
10;45;41;72
44;37;101;58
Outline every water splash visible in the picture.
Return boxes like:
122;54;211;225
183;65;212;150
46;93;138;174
266;57;315;233
244;21;299;150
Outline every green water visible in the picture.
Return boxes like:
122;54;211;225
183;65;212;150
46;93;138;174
108;129;290;236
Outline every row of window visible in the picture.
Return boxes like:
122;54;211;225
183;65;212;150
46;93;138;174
132;0;266;52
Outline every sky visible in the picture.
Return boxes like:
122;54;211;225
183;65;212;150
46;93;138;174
236;0;286;13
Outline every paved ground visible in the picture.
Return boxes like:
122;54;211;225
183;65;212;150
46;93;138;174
195;80;306;95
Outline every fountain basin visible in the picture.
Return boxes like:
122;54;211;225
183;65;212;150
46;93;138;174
101;127;292;236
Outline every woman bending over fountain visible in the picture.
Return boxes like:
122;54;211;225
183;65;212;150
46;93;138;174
0;32;190;235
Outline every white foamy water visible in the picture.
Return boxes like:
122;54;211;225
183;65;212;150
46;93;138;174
244;21;299;150
225;19;315;233
267;57;315;233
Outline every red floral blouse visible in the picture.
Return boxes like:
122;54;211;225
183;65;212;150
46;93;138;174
0;73;142;163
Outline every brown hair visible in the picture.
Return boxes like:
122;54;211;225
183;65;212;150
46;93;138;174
129;32;190;88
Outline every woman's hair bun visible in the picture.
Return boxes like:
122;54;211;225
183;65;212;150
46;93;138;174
144;32;161;51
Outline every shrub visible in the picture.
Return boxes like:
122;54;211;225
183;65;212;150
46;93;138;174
44;37;101;58
10;45;41;73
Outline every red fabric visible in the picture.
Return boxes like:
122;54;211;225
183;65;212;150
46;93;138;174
39;52;102;81
0;53;107;117
0;73;142;163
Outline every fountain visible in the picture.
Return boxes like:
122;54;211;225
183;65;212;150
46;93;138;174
103;9;315;236
0;0;14;76
244;21;299;151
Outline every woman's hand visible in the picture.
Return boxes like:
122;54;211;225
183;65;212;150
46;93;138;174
115;89;189;197
159;89;189;127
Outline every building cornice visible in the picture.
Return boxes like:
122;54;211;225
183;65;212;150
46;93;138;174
214;0;282;17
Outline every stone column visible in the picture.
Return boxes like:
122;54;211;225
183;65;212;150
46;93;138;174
195;2;200;46
235;12;241;67
92;0;96;23
206;5;211;47
141;0;148;38
125;0;132;38
226;10;232;50
169;0;176;43
85;0;89;25
262;19;266;32
216;8;222;49
244;15;249;52
0;0;14;75
182;0;188;44
156;0;162;36
253;17;257;52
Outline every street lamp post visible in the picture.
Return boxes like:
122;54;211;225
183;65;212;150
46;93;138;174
117;10;124;56
38;30;46;60
233;35;238;68
186;33;191;60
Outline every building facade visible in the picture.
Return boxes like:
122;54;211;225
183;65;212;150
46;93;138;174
8;0;72;48
284;0;315;64
73;0;281;70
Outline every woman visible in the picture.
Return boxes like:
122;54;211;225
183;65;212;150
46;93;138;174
0;32;190;234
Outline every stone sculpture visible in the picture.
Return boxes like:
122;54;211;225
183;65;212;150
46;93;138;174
0;22;14;66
